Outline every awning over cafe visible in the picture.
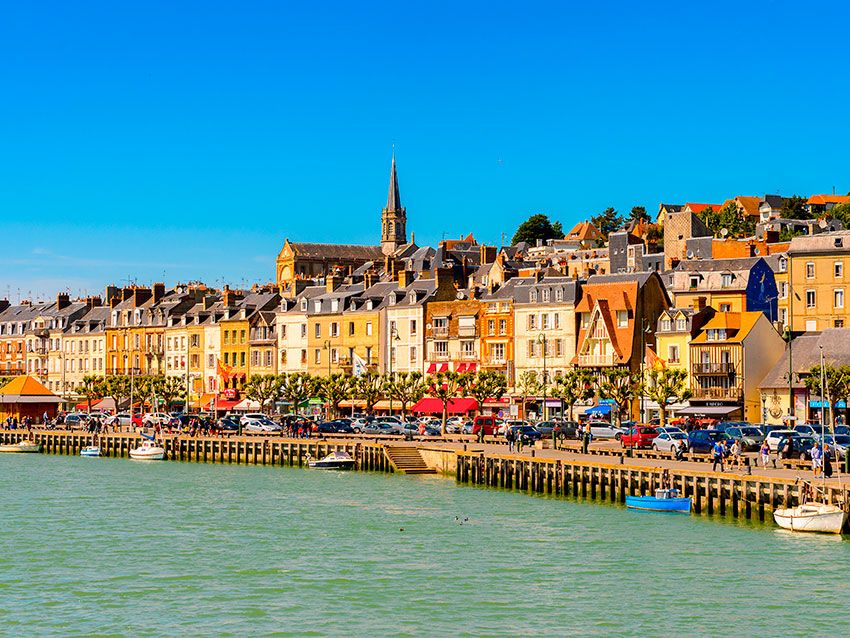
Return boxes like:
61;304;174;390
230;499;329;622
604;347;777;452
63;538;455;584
676;405;740;416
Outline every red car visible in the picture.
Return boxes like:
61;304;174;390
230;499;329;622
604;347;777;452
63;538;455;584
620;425;659;449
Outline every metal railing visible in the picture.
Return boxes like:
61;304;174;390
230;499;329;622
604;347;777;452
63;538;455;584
690;386;743;400
692;362;735;375
576;353;616;366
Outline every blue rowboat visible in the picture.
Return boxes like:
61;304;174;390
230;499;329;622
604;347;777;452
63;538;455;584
80;446;101;457
626;489;691;513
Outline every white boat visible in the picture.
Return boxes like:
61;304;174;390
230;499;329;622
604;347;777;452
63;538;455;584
129;440;165;460
773;502;849;534
0;440;42;453
307;451;355;470
80;446;101;457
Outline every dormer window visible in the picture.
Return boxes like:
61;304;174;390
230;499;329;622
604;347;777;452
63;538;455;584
366;300;373;310
300;299;308;311
778;256;787;273
721;274;732;288
388;294;397;306
689;276;700;290
313;300;321;312
529;290;538;303
661;318;672;331
542;288;550;302
331;299;339;312
676;318;687;331
555;288;563;302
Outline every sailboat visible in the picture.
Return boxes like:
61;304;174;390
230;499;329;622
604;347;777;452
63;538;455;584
129;432;165;460
773;347;848;534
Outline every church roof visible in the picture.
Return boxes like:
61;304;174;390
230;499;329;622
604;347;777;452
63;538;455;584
289;243;384;260
385;154;403;212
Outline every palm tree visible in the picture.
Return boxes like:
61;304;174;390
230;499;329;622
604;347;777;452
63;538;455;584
466;370;508;416
551;368;595;421
428;371;472;435
642;367;691;427
79;374;104;414
317;373;353;418
386;372;428;418
352;371;386;415
244;374;282;414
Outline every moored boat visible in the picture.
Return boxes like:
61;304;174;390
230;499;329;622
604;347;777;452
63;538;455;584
307;451;355;470
626;488;691;513
129;440;165;460
80;446;101;457
0;440;42;453
773;502;848;534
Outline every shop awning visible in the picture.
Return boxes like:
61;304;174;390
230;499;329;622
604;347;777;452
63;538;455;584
483;397;510;408
193;393;216;410
339;399;366;408
810;400;847;408
215;399;239;411
456;363;468;373
426;363;437;374
439;364;449;373
411;397;478;415
676;405;740;416
466;363;477;372
233;399;261;411
585;404;612;416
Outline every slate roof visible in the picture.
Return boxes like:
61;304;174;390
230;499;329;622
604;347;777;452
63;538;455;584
759;329;850;390
290;243;384;260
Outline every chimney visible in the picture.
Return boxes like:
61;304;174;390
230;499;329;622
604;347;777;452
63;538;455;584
480;245;497;265
363;270;377;290
692;296;707;313
327;272;343;293
765;230;780;244
284;280;310;299
384;256;398;279
153;282;166;302
56;293;70;310
434;267;457;300
85;296;102;310
397;270;414;288
0;300;9;313
132;287;152;307
105;285;121;305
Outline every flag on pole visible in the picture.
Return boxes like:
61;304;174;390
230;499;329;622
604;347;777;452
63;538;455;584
644;346;666;370
352;353;367;376
216;357;233;383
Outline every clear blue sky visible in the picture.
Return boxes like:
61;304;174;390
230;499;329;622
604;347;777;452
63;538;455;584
1;1;849;300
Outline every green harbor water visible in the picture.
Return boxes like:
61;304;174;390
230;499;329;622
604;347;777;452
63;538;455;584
1;455;849;637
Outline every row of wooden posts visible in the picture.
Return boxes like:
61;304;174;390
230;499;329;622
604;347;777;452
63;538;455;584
456;451;850;522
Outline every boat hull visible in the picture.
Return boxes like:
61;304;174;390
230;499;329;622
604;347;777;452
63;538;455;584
80;447;101;457
0;442;42;453
773;504;848;534
626;495;691;513
129;448;165;461
308;460;355;470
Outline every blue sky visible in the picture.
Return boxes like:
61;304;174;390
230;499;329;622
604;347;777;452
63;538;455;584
1;1;849;300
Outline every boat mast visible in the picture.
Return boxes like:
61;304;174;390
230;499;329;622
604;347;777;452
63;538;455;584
820;344;826;494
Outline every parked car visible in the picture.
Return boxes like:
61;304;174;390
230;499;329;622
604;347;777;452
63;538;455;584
462;421;474;435
725;426;765;451
472;415;500;436
765;429;798;452
821;434;850;460
362;422;394;435
332;421;354;434
105;412;143;429
534;421;557;438
653;430;689;452
423;425;442;436
620;426;659;449
216;415;240;432
687;429;732;454
240;413;268;427
63;413;90;429
588;422;625;440
376;416;402;426
244;419;282;433
775;435;817;460
553;421;579;440
794;424;826;437
509;425;542;442
142;412;171;427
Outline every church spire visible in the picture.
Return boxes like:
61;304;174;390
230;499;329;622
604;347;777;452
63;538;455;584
381;150;407;255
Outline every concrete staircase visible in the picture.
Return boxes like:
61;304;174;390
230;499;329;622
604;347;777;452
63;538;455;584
385;446;436;475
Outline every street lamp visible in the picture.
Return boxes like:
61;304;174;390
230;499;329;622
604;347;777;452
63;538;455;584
323;339;331;420
783;326;794;421
388;324;400;416
537;333;547;421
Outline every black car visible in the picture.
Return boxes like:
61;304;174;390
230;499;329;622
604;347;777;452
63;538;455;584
777;436;817;460
534;421;557;438
216;415;240;432
509;425;542;442
553;421;580;440
315;421;353;434
687;429;732;454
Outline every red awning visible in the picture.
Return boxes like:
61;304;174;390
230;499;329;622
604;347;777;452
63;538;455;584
411;397;478;415
456;363;467;373
439;363;449;373
466;363;477;372
215;399;239;411
426;363;437;374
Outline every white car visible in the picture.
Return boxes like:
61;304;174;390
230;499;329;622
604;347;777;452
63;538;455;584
653;430;689;452
588;422;625;439
765;429;798;452
142;412;171;427
243;419;282;433
240;413;267;427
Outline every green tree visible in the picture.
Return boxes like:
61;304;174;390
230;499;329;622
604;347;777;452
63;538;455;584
781;195;809;220
803;364;850;429
829;201;850;227
511;213;563;245
385;372;428;418
590;207;625;239
316;373;353;418
79;374;104;414
428;371;473;434
102;375;131;413
551;368;595;421
642;367;691;427
629;206;649;223
244;374;282;414
278;372;316;415
156;376;185;410
699;206;721;235
465;370;508;416
352;371;386;415
597;368;640;427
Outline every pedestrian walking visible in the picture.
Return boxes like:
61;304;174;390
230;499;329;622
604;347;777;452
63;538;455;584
675;439;687;461
506;427;515;453
811;443;822;477
711;439;725;472
582;423;591;454
729;440;741;470
760;441;770;469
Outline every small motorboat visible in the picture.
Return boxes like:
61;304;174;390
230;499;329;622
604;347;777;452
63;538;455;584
626;488;692;513
0;440;42;453
129;440;165;460
773;502;849;534
307;451;355;470
80;446;101;457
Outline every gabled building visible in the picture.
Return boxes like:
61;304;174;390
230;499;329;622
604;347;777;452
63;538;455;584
424;269;481;375
564;221;603;249
662;209;713;269
805;194;850;217
787;230;850;332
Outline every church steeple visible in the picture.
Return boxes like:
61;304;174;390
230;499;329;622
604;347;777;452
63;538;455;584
381;151;407;255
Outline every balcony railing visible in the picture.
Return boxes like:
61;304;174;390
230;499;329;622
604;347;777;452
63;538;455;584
432;352;450;361
577;353;616;367
459;351;478;361
692;362;736;375
458;327;478;338
432;326;449;337
691;386;743;400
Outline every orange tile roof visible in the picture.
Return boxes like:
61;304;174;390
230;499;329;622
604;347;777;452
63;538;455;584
0;375;57;397
575;281;639;362
691;311;761;344
566;221;602;241
807;194;850;206
735;196;761;217
685;202;722;213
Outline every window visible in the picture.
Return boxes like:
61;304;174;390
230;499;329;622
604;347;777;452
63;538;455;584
721;274;732;288
314;349;321;364
835;289;844;309
779;282;788;299
314;324;321;338
240;352;246;367
806;319;818;331
806;290;816;308
542;288;550;302
553;313;559;329
689;276;700;290
409;346;417;364
676;318;687;331
528;314;537;330
555;339;563;356
498;319;507;335
616;310;628;328
806;262;815;279
778;256;787;273
661;318;672;331
487;320;495;335
300;324;307;338
331;299;339;312
581;313;590;329
836;261;843;278
719;303;731;312
240;330;246;344
668;344;680;363
835;319;845;328
366;322;373;336
542;314;551;330
208;354;215;367
555;288;563;302
527;340;536;358
349;322;355;336
330;322;339;337
331;348;339;363
410;319;417;335
389;320;397;336
458;316;476;336
433;317;448;334
529;290;537;303
280;325;287;339
461;340;475;358
224;353;229;366
434;341;448;358
491;342;505;362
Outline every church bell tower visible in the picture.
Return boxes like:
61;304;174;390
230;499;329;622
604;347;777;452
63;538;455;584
381;152;407;255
